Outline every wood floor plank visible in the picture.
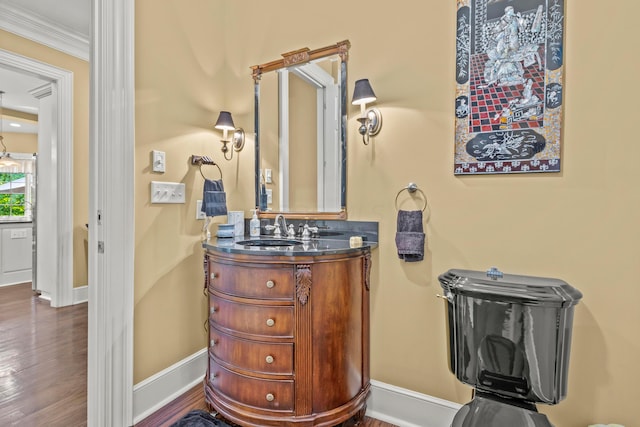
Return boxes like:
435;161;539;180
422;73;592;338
0;282;87;427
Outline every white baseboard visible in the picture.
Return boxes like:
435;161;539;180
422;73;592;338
72;285;88;304
131;348;461;426
367;379;461;427
132;348;208;424
1;273;32;286
35;287;86;305
0;279;31;288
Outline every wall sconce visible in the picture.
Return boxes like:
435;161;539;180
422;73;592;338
351;79;382;145
214;111;245;160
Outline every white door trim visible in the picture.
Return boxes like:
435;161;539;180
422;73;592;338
0;48;74;308
88;0;135;425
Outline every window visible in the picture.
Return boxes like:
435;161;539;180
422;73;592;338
0;173;27;217
0;159;35;221
0;155;35;222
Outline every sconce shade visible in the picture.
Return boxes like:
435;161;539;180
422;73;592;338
214;111;236;131
214;110;245;160
351;79;377;105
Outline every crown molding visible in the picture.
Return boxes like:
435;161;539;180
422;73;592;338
0;3;89;61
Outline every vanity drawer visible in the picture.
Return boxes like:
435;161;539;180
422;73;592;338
209;359;294;412
209;327;293;375
208;260;294;300
210;294;294;338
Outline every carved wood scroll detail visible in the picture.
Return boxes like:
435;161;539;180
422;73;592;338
283;48;310;67
363;252;371;291
296;264;312;305
203;256;209;294
337;41;349;62
250;40;350;83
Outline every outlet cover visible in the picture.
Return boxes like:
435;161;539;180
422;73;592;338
196;200;206;219
10;229;28;239
266;188;273;204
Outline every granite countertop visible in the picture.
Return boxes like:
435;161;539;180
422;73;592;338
203;235;377;256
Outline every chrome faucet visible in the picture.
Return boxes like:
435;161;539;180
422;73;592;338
266;214;296;238
301;224;319;241
274;214;287;235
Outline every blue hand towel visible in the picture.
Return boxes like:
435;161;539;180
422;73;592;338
201;178;227;217
395;210;425;262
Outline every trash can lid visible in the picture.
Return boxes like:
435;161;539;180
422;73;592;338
439;267;583;307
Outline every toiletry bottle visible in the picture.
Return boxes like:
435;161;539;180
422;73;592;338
249;210;260;237
260;183;268;210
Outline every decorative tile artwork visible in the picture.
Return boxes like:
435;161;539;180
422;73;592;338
454;0;565;175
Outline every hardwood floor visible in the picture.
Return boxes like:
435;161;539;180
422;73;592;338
0;282;87;426
0;282;395;427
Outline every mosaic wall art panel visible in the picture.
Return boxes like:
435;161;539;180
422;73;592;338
454;0;565;175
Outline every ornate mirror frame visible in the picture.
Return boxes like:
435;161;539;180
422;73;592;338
251;40;350;219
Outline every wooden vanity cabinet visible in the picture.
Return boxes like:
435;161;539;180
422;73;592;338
203;249;371;427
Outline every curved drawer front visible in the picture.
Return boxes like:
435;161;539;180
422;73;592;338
210;327;294;375
209;359;294;412
210;294;294;338
208;260;294;300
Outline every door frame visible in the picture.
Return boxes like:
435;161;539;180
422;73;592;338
88;0;135;425
0;49;74;308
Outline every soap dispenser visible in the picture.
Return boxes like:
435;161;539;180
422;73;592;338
249;210;261;237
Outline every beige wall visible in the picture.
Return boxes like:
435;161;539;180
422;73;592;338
134;1;640;425
0;30;90;288
289;74;317;211
134;0;240;381
2;132;38;154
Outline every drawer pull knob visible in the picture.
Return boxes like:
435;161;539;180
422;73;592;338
266;318;275;327
210;339;217;347
266;280;275;289
265;355;274;364
210;307;217;314
210;272;218;280
265;393;275;402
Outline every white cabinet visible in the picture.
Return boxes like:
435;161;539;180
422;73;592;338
0;223;33;287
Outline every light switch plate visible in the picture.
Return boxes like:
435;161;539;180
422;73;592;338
151;181;185;203
265;168;272;183
152;150;166;173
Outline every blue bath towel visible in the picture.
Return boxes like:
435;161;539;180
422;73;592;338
395;210;425;262
201;178;227;217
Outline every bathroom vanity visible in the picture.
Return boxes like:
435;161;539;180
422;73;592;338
202;40;376;425
202;236;374;426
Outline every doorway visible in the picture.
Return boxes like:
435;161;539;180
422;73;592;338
0;49;74;307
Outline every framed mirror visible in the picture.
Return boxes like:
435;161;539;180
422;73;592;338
251;40;350;219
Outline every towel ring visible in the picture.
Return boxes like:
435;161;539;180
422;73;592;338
191;155;222;180
199;163;222;180
395;182;428;212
